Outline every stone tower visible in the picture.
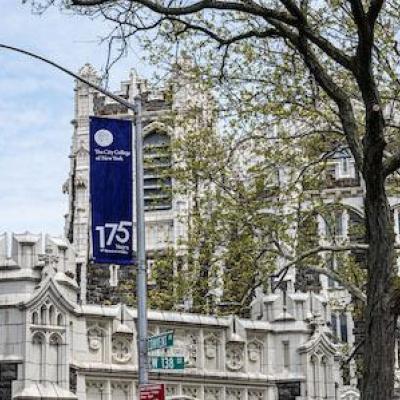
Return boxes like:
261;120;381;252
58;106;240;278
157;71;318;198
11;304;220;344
63;64;212;305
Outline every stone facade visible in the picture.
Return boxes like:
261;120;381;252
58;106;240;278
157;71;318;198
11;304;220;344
8;60;400;400
59;65;400;397
63;64;208;306
0;231;346;400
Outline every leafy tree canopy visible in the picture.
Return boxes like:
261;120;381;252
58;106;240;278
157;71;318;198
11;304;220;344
25;0;400;398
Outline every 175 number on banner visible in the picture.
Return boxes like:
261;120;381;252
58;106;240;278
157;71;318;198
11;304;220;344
95;221;132;253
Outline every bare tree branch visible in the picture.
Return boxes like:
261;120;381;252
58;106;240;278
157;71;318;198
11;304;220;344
278;0;355;71
265;20;364;171
344;338;365;363
238;243;369;308
367;0;385;27
168;17;280;46
75;0;355;72
307;265;366;302
72;0;297;24
274;243;368;272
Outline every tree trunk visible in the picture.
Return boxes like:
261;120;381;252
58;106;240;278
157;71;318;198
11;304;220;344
362;145;396;400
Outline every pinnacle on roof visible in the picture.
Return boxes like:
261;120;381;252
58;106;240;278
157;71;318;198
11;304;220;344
78;63;99;78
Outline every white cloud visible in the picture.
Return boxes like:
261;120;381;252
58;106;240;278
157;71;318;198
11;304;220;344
0;3;155;236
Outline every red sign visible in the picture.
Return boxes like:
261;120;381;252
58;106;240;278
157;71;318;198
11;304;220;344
140;384;165;400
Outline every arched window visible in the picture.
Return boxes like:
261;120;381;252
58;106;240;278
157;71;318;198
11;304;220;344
32;332;45;383
40;305;47;325
57;313;64;326
340;313;348;342
311;355;318;398
31;311;38;325
348;209;367;267
322;210;344;240
69;322;74;358
283;341;290;369
49;305;56;325
49;334;63;384
326;253;337;288
348;209;365;243
143;131;172;211
321;356;328;398
331;313;338;338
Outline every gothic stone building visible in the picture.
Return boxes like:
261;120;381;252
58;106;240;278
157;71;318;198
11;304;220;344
2;65;389;400
63;64;202;306
0;231;347;400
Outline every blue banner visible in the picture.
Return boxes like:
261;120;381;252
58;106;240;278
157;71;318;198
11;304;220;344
89;116;134;265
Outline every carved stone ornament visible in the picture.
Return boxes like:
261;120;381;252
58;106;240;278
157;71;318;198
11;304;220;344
173;330;198;368
205;387;221;400
87;327;103;352
182;386;200;399
49;334;62;346
112;337;132;363
204;334;219;359
206;346;217;359
111;382;131;394
340;388;360;400
248;390;264;400
166;385;178;397
226;388;244;400
79;63;99;78
86;380;105;392
185;332;198;367
226;343;244;371
248;341;262;363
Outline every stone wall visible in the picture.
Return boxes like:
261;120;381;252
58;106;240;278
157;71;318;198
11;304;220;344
86;263;137;306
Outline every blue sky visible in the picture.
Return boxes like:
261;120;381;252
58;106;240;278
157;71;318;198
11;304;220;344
0;3;148;235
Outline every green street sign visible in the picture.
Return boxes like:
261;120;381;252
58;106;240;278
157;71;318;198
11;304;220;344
149;356;185;370
147;331;174;351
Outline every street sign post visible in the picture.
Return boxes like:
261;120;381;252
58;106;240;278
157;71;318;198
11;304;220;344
149;356;185;370
140;384;165;400
147;331;174;352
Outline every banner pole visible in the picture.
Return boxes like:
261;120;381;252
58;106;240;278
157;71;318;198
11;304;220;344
0;42;150;389
134;95;149;385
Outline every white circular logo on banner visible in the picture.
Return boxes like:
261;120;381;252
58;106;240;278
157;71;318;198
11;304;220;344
94;129;114;147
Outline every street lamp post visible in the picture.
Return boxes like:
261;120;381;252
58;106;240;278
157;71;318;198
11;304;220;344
134;95;149;385
0;44;149;386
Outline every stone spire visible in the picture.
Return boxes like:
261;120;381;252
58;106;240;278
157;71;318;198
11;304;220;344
77;63;101;87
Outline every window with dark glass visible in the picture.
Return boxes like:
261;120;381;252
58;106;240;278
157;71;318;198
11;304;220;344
327;254;335;288
0;363;18;400
397;211;400;235
283;341;290;368
324;211;344;239
340;313;348;342
348;210;365;243
143;131;172;210
331;314;338;337
348;210;366;267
